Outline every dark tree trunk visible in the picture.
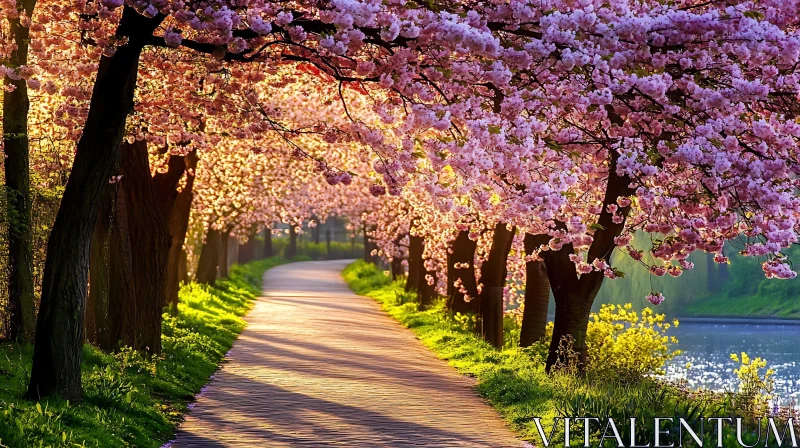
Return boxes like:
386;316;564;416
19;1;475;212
106;140;169;353
418;269;437;308
238;232;258;264
447;230;479;315
363;226;376;264
406;233;424;293
27;8;163;400
519;234;551;347
479;223;516;349
542;145;635;373
221;231;236;276
218;231;230;278
86;140;170;353
178;248;188;284
389;233;406;280
405;232;435;306
263;227;273;258
391;257;404;281
197;228;222;285
313;217;321;244
3;0;38;342
540;245;596;372
325;228;332;259
286;225;297;259
162;152;198;308
86;188;116;348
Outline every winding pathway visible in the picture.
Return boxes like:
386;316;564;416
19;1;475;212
171;260;523;447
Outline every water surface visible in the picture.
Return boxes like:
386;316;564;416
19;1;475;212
662;321;800;403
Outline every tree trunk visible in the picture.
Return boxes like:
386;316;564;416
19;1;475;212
547;274;593;372
86;188;116;348
105;185;137;352
520;233;551;347
325;228;332;259
178;248;188;284
404;232;435;306
263;227;273;258
221;232;236;275
238;231;258;264
162;152;197;308
286;225;297;259
27;7;163;400
391;257;404;281
479;223;515;349
313;217;321;244
447;230;479;315
418;260;437;308
196;228;222;285
86;140;170;353
363;226;376;264
218;231;230;278
541;144;635;373
540;243;598;372
105;140;169;353
406;233;424;293
3;0;38;342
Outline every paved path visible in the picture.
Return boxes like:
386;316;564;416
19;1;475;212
171;260;522;447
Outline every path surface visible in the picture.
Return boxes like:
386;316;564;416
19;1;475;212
171;260;523;447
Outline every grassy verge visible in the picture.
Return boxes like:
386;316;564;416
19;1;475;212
343;260;774;447
0;257;286;448
683;293;800;319
272;238;363;260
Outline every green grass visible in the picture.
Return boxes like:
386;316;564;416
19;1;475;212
684;293;800;319
682;248;800;319
271;238;362;261
342;260;771;447
0;257;287;448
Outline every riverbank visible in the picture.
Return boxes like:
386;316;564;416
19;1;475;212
673;316;800;325
0;257;286;448
681;290;800;320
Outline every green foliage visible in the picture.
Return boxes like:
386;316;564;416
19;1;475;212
586;304;681;379
0;257;286;447
343;260;392;295
0;181;63;338
595;233;800;318
729;352;774;417
343;260;781;446
686;247;800;318
272;238;363;260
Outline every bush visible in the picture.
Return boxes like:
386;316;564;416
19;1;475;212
729;352;774;418
586;304;681;379
0;257;286;447
342;260;392;295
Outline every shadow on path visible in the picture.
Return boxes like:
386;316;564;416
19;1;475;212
171;260;522;447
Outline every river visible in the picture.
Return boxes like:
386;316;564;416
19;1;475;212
661;320;800;405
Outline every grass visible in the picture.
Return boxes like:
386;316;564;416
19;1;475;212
0;257;287;448
342;260;775;447
271;238;363;261
684;292;800;319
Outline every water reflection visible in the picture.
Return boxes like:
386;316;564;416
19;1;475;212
661;321;800;402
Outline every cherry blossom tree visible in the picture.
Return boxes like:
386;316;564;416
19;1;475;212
10;0;800;401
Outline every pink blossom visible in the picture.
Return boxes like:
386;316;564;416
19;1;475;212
646;292;665;306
